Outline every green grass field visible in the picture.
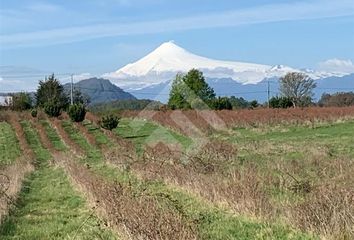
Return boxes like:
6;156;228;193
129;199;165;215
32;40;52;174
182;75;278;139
0;122;21;166
1;114;353;239
115;118;192;154
40;120;67;151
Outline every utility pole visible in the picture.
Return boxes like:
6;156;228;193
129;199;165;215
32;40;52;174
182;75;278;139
70;74;74;105
267;79;270;108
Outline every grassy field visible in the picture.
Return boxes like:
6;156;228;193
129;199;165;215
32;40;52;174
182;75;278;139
115;118;192;154
0;122;21;166
0;121;117;239
1;110;353;239
115;116;353;239
61;119;312;239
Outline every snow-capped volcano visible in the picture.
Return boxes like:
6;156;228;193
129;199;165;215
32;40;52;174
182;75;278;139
104;41;300;89
104;41;351;90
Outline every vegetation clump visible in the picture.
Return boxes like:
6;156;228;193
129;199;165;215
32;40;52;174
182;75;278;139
319;92;354;107
43;100;62;117
212;97;233;110
269;96;293;108
31;109;37;118
68;104;86;122
36;74;68;117
100;114;120;130
10;92;32;111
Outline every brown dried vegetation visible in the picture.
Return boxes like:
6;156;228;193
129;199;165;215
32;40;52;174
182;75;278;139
105;139;273;218
0;112;34;222
3;109;354;239
0;157;33;222
105;130;354;239
122;107;354;134
55;153;198;240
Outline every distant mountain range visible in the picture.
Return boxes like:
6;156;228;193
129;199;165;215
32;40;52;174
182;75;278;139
103;41;354;103
1;42;353;104
64;77;136;105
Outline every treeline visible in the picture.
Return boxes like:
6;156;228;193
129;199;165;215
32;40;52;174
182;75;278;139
6;74;88;113
318;92;354;107
268;92;354;108
167;69;261;110
4;74;120;130
3;70;354;113
168;69;354;110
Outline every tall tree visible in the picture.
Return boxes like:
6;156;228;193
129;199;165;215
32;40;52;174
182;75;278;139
279;72;316;107
168;69;216;109
36;74;68;109
168;73;190;109
183;69;215;103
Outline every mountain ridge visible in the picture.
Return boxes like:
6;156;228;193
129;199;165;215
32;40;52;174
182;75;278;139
64;77;136;105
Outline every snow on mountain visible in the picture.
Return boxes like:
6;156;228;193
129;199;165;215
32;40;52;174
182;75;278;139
103;41;302;89
103;41;352;94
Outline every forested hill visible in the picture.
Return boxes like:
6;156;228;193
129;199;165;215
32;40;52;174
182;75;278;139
64;77;136;105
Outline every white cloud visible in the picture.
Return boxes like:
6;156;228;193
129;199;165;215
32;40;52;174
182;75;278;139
0;65;88;91
318;58;354;74
1;0;353;48
0;70;95;92
51;73;93;85
74;73;93;81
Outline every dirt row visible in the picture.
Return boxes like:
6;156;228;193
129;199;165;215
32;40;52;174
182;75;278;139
0;113;34;222
37;116;198;239
50;118;85;156
83;115;354;239
7;112;352;239
0;158;33;223
54;152;197;239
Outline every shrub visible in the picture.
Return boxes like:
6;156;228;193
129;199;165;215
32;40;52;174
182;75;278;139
31;109;37;118
212;97;232;110
188;140;237;174
10;92;32;111
68;104;86;122
228;96;250;109
100;114;120;130
36;74;69;109
249;100;259;109
269;96;293;108
319;92;354;107
44;100;62;117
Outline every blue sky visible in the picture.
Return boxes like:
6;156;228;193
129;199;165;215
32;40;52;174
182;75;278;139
0;0;354;90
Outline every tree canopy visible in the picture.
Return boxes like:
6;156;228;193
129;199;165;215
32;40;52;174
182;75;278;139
168;69;216;109
279;72;316;107
36;74;69;109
